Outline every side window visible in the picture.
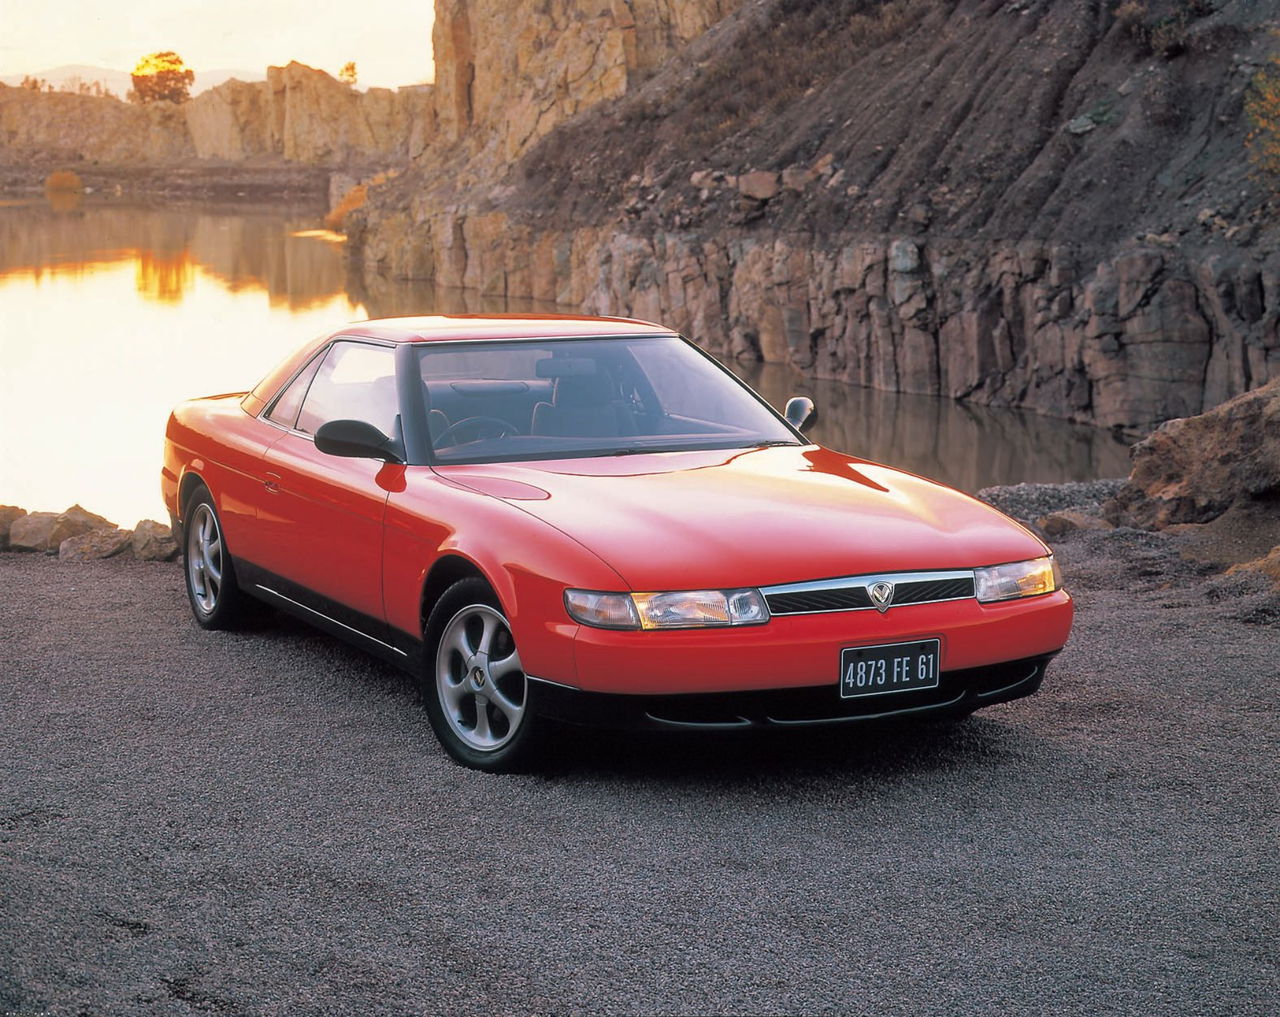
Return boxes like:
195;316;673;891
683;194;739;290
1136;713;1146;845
295;341;398;437
265;352;324;429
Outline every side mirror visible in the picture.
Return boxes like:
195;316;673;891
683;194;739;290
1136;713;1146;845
784;396;817;434
314;419;404;463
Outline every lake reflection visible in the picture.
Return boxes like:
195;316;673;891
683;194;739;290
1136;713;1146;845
0;200;1129;527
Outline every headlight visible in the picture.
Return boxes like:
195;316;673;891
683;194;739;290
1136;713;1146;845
565;588;769;629
974;556;1061;603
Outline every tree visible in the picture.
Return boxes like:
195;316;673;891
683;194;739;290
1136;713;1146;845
130;51;195;104
339;61;357;86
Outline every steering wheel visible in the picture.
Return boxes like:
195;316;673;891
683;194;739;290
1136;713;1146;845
435;415;519;447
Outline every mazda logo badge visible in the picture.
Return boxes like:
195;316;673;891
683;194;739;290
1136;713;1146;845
868;581;894;613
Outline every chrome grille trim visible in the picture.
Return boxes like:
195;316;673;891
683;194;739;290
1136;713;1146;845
762;569;976;616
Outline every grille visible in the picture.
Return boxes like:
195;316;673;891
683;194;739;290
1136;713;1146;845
765;587;873;614
894;577;974;605
764;574;975;616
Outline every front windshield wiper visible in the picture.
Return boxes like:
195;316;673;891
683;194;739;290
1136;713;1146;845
585;440;799;458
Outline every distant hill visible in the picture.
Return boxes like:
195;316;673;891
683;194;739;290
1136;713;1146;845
0;64;263;97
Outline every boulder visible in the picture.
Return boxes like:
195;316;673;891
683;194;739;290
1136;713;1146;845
133;519;180;561
1036;509;1116;539
737;171;779;202
1104;378;1280;529
781;165;812;191
8;512;59;552
8;504;115;552
59;528;133;561
0;505;27;550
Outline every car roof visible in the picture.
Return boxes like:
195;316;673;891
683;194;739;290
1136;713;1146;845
336;314;677;344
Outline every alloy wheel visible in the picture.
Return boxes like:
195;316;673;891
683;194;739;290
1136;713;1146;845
435;603;527;752
186;502;224;615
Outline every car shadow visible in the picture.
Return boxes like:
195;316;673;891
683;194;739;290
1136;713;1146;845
246;610;1059;786
532;714;1048;787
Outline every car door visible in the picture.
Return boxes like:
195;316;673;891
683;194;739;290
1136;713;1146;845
252;339;400;630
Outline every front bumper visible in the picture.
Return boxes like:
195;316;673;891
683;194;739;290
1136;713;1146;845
530;653;1053;731
564;589;1072;695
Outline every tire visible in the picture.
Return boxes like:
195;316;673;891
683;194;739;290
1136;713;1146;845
423;577;542;772
183;485;249;630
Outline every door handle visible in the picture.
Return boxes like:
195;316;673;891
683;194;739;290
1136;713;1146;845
264;471;282;494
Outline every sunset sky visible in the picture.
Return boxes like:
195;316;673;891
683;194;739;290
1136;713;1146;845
0;0;435;89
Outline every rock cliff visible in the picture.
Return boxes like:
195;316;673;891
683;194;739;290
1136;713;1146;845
186;63;433;164
0;88;194;164
356;211;1278;429
352;0;1280;431
0;62;432;169
432;0;743;158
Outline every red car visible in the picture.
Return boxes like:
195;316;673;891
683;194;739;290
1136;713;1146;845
163;315;1072;771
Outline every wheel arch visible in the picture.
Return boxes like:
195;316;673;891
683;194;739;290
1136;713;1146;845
420;553;493;636
178;469;208;515
174;468;210;545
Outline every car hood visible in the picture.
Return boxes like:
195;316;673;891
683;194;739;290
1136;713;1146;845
434;445;1048;590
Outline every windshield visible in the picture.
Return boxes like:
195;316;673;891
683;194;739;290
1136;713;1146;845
417;335;801;464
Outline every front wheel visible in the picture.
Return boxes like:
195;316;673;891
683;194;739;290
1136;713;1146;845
423;578;542;772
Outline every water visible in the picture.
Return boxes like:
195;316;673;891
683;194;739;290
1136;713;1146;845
0;199;1130;528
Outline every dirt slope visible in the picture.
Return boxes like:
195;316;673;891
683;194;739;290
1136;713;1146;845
512;0;1273;248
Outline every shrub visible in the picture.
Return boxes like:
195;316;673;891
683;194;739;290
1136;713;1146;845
44;170;84;193
324;183;368;230
1245;53;1280;179
1148;18;1189;58
324;171;398;231
1115;0;1212;59
1114;1;1148;34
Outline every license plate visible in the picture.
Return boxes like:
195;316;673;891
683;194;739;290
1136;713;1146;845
839;639;940;699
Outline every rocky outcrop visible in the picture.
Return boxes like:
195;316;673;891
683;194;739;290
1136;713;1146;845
432;0;743;159
356;211;1280;429
3;505;180;561
60;528;133;561
1229;545;1280;584
181;78;272;160
186;63;433;164
0;87;193;164
0;64;432;169
1104;377;1280;528
8;505;115;552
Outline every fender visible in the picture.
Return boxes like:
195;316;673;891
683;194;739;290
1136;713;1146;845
384;466;629;685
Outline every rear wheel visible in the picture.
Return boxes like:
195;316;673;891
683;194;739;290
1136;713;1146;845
423;578;541;772
183;485;249;630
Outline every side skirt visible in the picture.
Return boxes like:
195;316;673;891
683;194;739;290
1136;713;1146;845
234;559;424;676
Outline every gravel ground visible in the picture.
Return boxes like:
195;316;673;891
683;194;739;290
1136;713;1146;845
976;478;1127;521
1;530;1277;1017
